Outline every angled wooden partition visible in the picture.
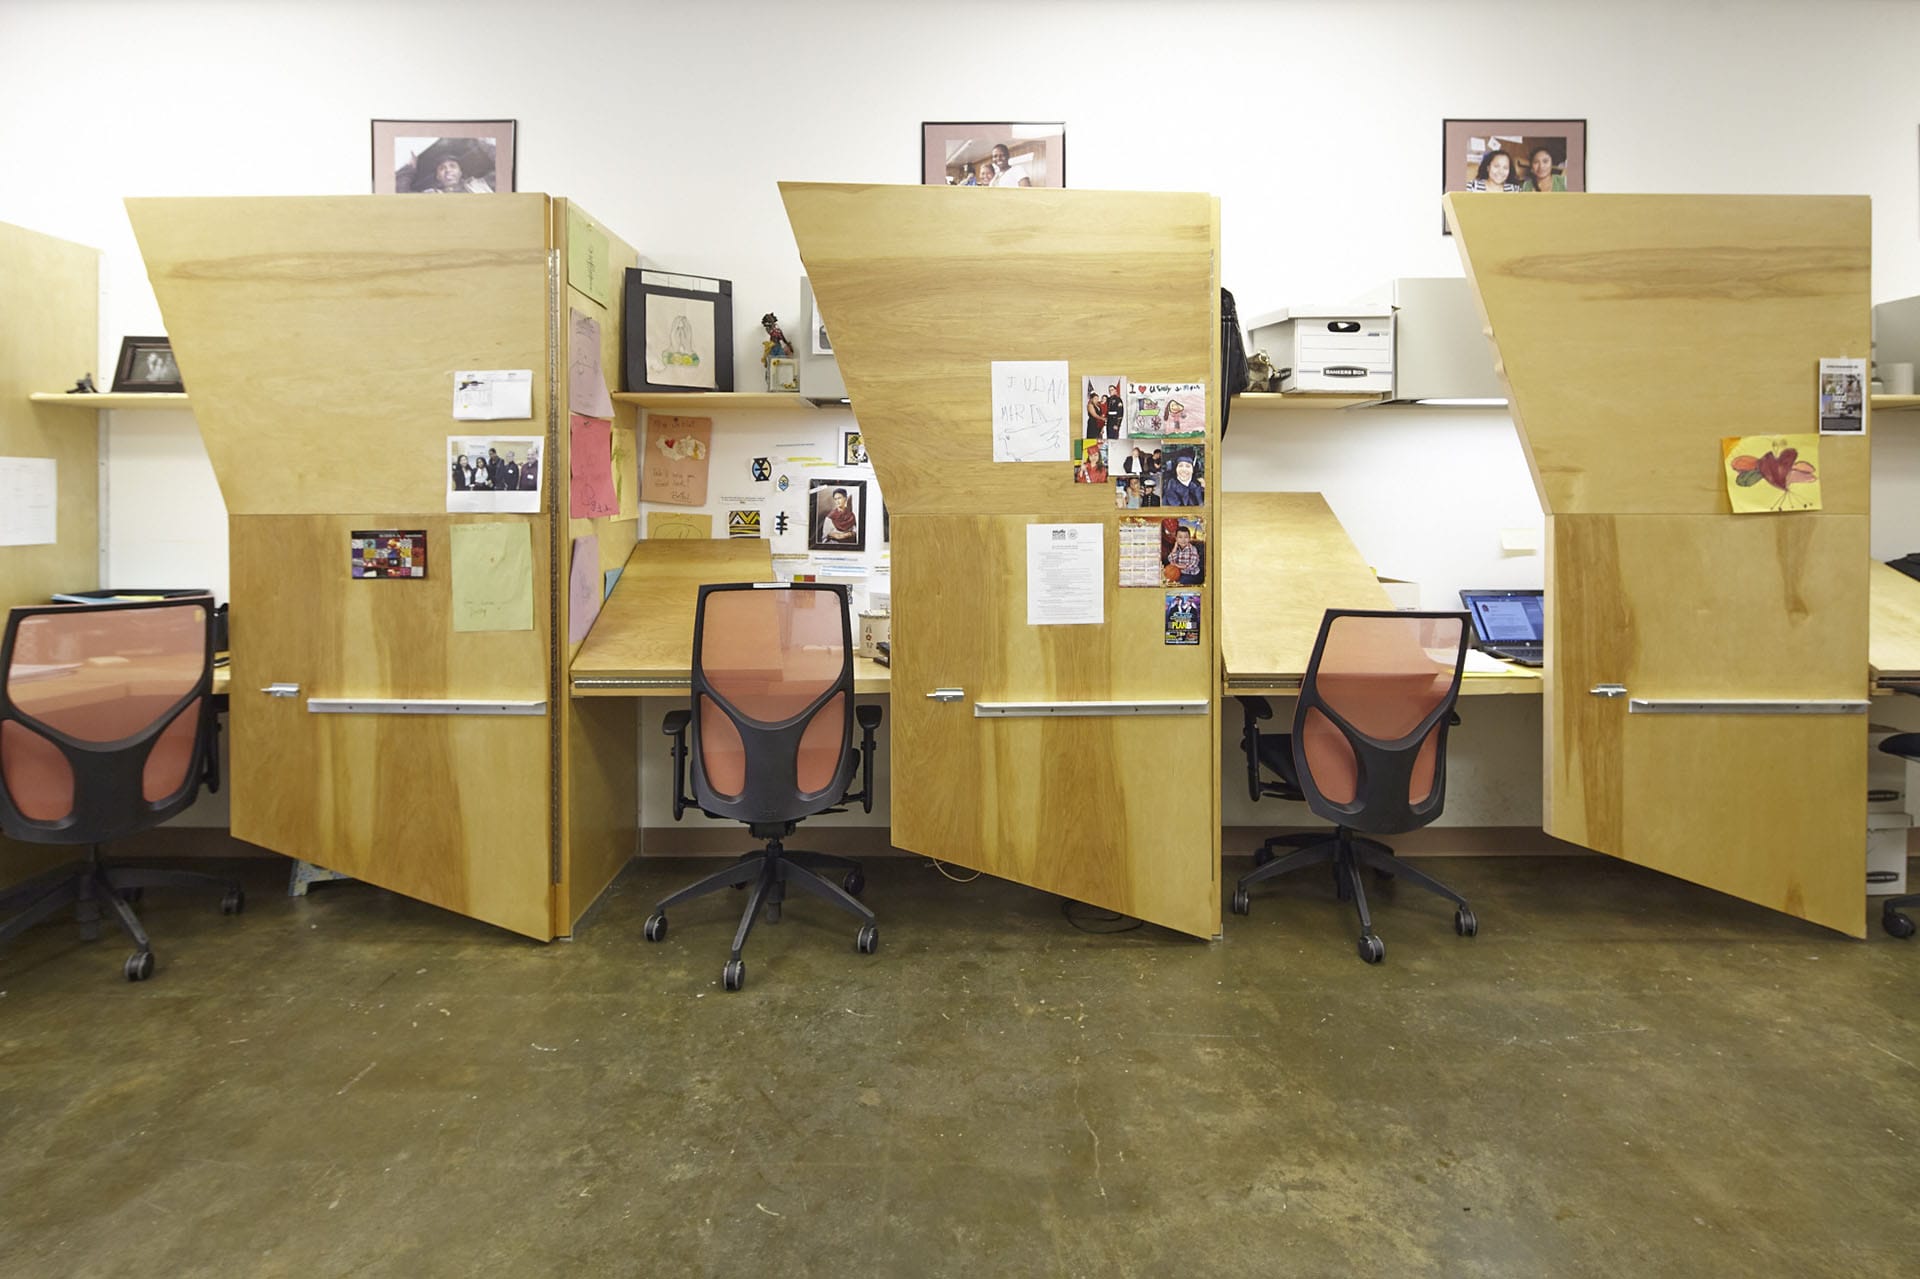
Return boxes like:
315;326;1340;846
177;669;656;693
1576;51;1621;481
0;221;100;888
1447;194;1870;936
785;184;1222;938
130;196;641;939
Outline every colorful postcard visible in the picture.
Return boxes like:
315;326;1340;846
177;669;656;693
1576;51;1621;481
1083;375;1126;439
1164;589;1202;645
1072;437;1111;483
1125;380;1206;439
1723;434;1821;513
1818;357;1866;434
350;530;427;579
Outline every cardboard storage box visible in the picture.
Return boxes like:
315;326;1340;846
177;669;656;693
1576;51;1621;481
1869;812;1912;895
1246;305;1394;394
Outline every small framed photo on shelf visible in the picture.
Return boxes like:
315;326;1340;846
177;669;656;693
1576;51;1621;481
111;337;183;393
372;119;516;194
1441;118;1586;231
623;268;734;393
808;478;868;553
921;122;1065;188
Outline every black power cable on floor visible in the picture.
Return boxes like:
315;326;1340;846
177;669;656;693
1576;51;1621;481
1059;898;1143;934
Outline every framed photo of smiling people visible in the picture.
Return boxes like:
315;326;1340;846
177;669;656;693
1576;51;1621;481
1441;118;1585;231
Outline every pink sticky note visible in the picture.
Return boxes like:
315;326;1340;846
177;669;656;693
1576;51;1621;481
568;535;602;644
569;414;617;518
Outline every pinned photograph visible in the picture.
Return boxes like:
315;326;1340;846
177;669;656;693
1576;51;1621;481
808;477;868;553
1158;444;1206;508
1084;375;1126;439
1442;118;1586;231
447;435;543;514
1114;476;1141;510
921;122;1065;187
1160;516;1206;586
372;119;516;194
1072;438;1110;484
1125;381;1206;439
843;429;869;467
1818;357;1866;433
111;337;183;393
1164;590;1202;646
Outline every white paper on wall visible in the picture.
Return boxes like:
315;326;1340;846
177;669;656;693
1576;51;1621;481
0;457;56;546
991;360;1071;462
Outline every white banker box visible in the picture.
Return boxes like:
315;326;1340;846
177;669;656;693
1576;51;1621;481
1246;304;1394;394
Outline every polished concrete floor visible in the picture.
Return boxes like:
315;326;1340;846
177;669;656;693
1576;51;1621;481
1;853;1917;1277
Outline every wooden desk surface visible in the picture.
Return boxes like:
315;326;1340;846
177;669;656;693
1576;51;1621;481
569;539;891;696
1870;560;1920;683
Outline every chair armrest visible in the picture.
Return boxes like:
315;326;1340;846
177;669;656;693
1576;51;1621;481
663;709;691;736
844;702;883;813
855;705;882;731
1236;697;1271;803
1235;695;1273;722
661;709;693;820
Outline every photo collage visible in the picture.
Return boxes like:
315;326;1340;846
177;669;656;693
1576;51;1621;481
1083;375;1209;644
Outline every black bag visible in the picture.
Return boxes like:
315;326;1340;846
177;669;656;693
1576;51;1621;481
1889;553;1920;584
1220;287;1249;436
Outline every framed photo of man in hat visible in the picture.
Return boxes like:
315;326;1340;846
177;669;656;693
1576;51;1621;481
372;119;516;194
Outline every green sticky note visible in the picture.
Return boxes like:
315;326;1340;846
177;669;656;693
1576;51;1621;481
567;206;612;308
450;522;534;632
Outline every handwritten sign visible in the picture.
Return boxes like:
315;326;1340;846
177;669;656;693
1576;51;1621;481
567;207;612;308
568;308;615;419
642;415;712;506
450;523;534;632
568;414;618;518
991;360;1071;463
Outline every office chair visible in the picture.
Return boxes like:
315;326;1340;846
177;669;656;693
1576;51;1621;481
0;597;243;981
1878;732;1920;939
1231;609;1475;964
644;583;881;991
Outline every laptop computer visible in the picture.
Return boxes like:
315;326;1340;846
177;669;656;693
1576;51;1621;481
1458;589;1545;667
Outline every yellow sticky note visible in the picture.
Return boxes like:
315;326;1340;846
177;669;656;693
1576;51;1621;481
1722;433;1821;513
566;206;612;308
647;511;713;540
611;423;639;522
450;522;534;632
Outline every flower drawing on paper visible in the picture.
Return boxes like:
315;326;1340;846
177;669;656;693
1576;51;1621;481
654;434;707;462
1730;439;1817;509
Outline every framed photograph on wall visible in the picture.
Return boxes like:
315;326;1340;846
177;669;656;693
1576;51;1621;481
807;478;868;553
1440;118;1586;231
111;336;183;393
372;119;516;194
921;122;1065;188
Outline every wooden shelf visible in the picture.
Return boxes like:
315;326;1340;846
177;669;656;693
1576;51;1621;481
29;392;192;410
1234;392;1386;411
1871;395;1920;413
610;391;827;411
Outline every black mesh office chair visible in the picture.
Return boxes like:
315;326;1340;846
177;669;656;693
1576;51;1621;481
1878;732;1920;938
0;597;244;981
1231;609;1476;964
644;583;881;991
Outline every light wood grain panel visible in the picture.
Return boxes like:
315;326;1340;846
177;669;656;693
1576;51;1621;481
571;539;773;685
228;513;552;939
553;201;643;933
1218;491;1392;688
1;222;101;890
1445;194;1870;517
788;184;1221;938
1869;561;1920;680
127;195;551;516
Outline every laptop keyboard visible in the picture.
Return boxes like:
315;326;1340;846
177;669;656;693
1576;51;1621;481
1489;645;1543;664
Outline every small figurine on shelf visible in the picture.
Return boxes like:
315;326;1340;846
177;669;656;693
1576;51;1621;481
762;312;800;392
67;373;97;394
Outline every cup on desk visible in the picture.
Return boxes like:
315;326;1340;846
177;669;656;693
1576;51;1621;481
1885;363;1915;396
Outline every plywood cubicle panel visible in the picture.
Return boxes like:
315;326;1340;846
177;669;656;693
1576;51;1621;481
0;221;101;888
1449;194;1869;936
553;200;644;931
571;540;775;687
127;195;551;516
786;184;1222;939
228;514;553;940
1869;561;1920;680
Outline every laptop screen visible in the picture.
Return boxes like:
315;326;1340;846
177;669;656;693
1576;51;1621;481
1459;591;1544;644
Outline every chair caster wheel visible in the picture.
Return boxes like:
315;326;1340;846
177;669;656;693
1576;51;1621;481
1358;934;1385;964
1455;906;1478;938
843;869;865;897
124;950;155;982
764;901;782;924
221;888;245;916
1230;887;1251;916
1885;910;1916;939
856;923;878;954
123;888;144;904
1252;847;1274;868
643;913;668;942
722;959;745;991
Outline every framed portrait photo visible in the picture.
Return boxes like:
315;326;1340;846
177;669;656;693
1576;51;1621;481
807;478;868;554
111;336;183;393
372;119;516;194
921;122;1065;188
1441;118;1586;231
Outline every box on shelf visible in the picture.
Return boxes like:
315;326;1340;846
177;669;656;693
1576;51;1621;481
858;611;890;660
1868;812;1913;895
1245;304;1394;395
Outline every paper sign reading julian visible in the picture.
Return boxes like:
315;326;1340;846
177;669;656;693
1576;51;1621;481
453;369;534;420
992;360;1071;463
642;415;712;506
1027;523;1103;625
569;414;618;518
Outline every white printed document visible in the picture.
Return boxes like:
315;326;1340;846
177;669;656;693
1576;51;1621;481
1027;523;1103;625
453;369;534;421
0;457;56;546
